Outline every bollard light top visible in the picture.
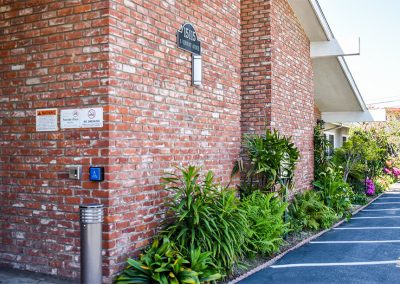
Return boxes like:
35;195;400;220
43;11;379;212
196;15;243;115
79;203;104;209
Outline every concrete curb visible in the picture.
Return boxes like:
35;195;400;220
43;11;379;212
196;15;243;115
228;192;384;284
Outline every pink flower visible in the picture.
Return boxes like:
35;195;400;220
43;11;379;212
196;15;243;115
392;167;400;177
384;168;392;175
365;178;375;196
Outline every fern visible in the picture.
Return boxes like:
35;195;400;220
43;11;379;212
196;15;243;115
288;190;337;232
241;191;288;256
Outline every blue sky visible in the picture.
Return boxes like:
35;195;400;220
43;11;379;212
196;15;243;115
318;0;400;107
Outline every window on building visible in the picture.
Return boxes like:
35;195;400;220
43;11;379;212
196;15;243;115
325;133;335;156
342;136;348;144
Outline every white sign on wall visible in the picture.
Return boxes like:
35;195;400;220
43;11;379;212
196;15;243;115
60;109;80;129
36;109;58;131
80;107;103;128
60;107;103;129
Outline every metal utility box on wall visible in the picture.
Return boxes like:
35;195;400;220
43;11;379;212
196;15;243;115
68;166;82;180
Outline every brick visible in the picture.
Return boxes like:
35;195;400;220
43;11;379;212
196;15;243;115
26;78;41;85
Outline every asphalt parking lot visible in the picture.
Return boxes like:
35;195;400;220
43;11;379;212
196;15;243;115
238;185;400;284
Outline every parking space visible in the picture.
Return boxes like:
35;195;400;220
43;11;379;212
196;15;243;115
239;264;399;284
237;186;400;284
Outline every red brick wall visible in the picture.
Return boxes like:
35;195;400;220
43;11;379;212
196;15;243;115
241;0;315;192
0;0;241;281
270;0;315;192
241;0;272;135
0;1;110;279
105;0;241;279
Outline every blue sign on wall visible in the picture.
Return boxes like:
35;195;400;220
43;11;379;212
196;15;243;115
89;167;104;182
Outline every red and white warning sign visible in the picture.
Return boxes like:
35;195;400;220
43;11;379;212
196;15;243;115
36;108;58;131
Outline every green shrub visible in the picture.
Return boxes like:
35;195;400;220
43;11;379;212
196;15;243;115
234;129;299;197
346;173;367;194
240;191;288;256
333;127;389;182
313;168;353;217
162;166;250;273
115;237;221;284
377;174;396;191
288;190;337;232
314;122;333;177
374;180;385;195
351;193;368;205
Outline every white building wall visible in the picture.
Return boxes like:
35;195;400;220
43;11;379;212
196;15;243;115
324;123;350;149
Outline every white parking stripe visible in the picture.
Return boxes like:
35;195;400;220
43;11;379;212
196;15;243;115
373;202;400;204
271;260;397;268
352;216;400;219
379;197;400;199
311;240;400;244
362;208;400;211
334;227;400;230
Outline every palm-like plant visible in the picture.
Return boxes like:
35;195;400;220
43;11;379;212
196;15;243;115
234;129;299;197
161;166;249;273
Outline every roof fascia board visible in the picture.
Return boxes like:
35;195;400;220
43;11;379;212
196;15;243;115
322;109;387;123
307;0;333;40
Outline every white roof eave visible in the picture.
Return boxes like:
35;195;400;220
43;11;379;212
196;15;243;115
322;109;387;123
287;0;368;113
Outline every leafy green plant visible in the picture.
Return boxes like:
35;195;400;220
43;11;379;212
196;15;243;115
189;248;221;282
351;193;368;205
314;122;333;177
376;174;396;192
161;166;250;273
288;190;337;232
240;191;288;256
234;129;299;197
313;167;353;217
115;237;221;284
334;127;389;183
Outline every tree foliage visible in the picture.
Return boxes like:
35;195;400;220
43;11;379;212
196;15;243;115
334;125;389;183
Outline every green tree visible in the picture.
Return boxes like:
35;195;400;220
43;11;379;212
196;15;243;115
334;125;389;183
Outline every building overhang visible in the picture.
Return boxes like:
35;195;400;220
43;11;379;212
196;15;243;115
288;0;377;118
322;109;387;123
311;38;360;59
313;56;365;112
